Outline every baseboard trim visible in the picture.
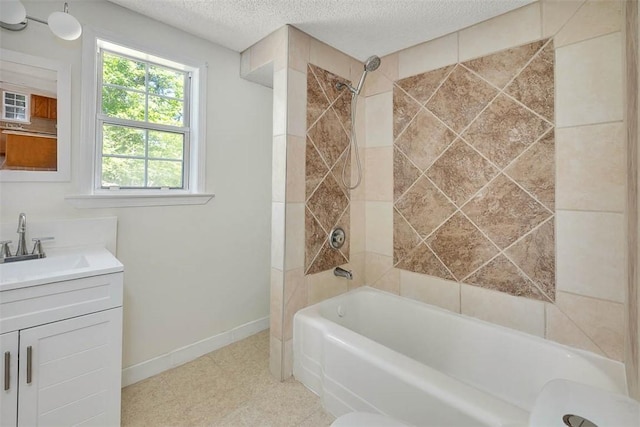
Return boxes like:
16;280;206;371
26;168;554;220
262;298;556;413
121;316;269;387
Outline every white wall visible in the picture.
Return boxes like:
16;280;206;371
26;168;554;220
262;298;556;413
0;1;273;369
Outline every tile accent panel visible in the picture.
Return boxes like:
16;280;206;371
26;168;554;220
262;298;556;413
305;64;351;275
393;39;556;303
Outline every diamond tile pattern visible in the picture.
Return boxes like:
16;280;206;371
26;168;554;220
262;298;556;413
462;93;552;168
396;243;453;280
506;42;555;122
426;65;497;133
305;64;351;275
396;64;454;105
395;176;456;238
393;39;556;302
426;139;498;206
393;86;421;139
427;213;498;280
395;109;456;171
462;40;544;89
463;174;551;249
467;255;548;301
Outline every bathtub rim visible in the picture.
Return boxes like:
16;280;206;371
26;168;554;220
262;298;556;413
294;285;628;395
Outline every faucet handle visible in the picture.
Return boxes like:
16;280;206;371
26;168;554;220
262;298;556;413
31;237;54;256
0;241;12;258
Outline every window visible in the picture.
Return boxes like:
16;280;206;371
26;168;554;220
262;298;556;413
69;33;211;208
98;46;192;189
2;90;29;122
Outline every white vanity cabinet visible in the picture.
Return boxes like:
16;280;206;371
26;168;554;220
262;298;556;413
0;249;124;427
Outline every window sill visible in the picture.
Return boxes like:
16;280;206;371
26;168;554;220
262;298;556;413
65;193;215;209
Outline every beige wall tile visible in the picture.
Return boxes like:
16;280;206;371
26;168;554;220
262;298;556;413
288;68;307;138
346;251;366;289
251;26;287;72
271;202;285;269
542;0;586;38
555;291;624;360
284;268;306;340
458;3;542;61
285;203;305;271
365;252;394;285
306;268;349;305
270;268;284;339
365;147;393;201
545;302;605;356
365;91;393;147
309;37;352;78
289;26;311;73
283;338;294;378
355;95;366;149
460;284;544;337
554;0;623;48
363;52;398;97
350;200;366;254
350;148;367;201
372;267;400;294
556;32;624;127
272;135;286;203
269;335;283;380
460;283;545;336
398;33;458;79
400;270;461;313
286;135;306;203
556;211;625;303
556;123;625;212
365;201;393;256
273;68;287;136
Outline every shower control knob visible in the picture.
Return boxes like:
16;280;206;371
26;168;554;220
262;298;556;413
329;227;346;249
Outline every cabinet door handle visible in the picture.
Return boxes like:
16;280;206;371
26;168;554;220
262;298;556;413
3;351;9;391
26;346;32;384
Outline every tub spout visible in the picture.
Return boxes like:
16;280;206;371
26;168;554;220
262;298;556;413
334;266;353;280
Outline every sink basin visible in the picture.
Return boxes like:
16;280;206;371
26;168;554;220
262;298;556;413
0;247;123;290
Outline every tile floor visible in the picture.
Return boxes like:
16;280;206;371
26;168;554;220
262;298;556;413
121;330;335;426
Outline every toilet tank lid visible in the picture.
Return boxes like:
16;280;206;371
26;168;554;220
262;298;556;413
530;379;640;427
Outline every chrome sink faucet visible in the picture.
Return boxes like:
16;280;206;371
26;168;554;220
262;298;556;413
0;213;53;264
16;213;28;256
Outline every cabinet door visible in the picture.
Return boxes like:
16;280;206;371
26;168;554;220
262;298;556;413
31;95;48;119
0;332;18;427
18;308;122;426
47;98;57;120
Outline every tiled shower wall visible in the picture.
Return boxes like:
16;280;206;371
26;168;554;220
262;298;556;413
242;27;365;379
243;0;630;382
392;40;555;303
305;64;351;275
362;0;626;361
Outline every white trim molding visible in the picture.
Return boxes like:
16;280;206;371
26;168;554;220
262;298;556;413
121;316;269;387
65;192;214;208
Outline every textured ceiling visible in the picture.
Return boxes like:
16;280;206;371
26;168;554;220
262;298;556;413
107;0;536;61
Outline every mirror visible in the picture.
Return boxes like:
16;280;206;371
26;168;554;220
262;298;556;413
0;48;70;181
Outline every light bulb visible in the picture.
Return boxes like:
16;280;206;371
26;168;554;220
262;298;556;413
1;0;27;25
48;10;82;40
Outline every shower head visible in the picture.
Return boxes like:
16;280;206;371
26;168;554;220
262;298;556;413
336;54;382;96
364;55;381;72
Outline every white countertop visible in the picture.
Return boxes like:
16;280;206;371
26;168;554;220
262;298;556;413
0;246;124;291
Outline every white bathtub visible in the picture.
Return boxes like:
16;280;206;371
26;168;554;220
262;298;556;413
293;287;628;427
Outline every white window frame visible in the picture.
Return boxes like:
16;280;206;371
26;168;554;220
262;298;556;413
2;89;29;123
67;29;213;208
97;47;191;190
